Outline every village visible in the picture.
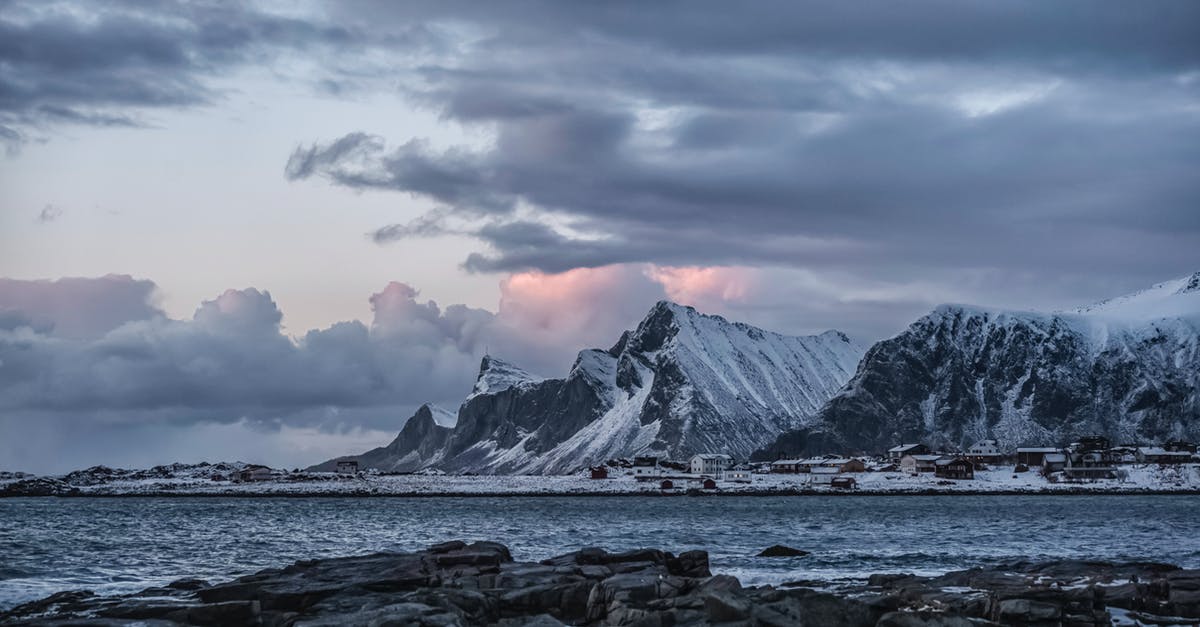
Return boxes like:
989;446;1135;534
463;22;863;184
571;436;1200;492
220;434;1200;492
5;435;1199;497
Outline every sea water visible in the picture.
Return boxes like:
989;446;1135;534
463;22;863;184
2;494;1198;609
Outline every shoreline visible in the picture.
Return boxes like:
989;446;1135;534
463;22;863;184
4;541;1198;625
6;487;1200;498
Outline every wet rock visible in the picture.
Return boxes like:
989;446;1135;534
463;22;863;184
757;544;811;557
704;589;751;621
876;610;987;626
998;597;1063;622
4;545;1196;627
185;600;260;626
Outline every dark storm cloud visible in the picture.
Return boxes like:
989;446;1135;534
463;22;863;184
0;0;372;147
0;273;669;435
0;279;486;427
273;1;1200;286
7;0;1200;305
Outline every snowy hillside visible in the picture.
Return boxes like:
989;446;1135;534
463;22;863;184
324;301;864;474
309;403;455;473
756;272;1200;458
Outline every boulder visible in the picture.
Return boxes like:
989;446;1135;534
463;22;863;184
757;544;811;557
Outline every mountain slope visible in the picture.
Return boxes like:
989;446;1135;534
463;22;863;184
308;403;455;472
754;272;1200;459
323;301;864;474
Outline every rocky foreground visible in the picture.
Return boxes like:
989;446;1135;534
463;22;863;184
2;542;1198;626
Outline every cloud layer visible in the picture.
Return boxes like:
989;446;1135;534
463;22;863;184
0;269;745;472
278;1;1199;283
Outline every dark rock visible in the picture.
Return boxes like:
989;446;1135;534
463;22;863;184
668;549;711;577
758;544;811;557
165;577;209;591
876;610;986;626
704;590;751;621
186;600;261;626
998;598;1063;622
5;545;1195;627
428;540;468;554
0;478;79;497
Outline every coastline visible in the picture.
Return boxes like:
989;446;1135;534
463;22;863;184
5;463;1198;498
6;487;1200;498
4;540;1198;625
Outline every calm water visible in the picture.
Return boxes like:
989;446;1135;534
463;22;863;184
1;495;1198;609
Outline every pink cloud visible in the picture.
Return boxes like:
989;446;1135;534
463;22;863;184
644;265;758;309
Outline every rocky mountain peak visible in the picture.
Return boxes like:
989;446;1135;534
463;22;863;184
1179;271;1200;294
471;355;542;398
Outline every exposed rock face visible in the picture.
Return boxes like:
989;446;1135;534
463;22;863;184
756;273;1200;459
864;559;1200;625
5;544;1197;626
309;404;454;473
0;542;883;627
325;301;863;474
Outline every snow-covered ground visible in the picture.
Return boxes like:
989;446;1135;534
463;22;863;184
3;463;1199;496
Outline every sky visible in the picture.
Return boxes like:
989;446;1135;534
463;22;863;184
1;0;1198;473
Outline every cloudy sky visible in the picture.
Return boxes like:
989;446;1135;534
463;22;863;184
1;0;1198;473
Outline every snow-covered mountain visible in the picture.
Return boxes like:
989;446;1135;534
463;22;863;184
754;272;1200;459
309;403;456;473
317;301;864;474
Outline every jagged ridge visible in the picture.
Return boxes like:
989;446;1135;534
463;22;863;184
319;301;864;474
754;272;1200;459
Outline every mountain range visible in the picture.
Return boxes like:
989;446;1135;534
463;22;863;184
754;271;1200;459
313;301;864;473
317;271;1200;473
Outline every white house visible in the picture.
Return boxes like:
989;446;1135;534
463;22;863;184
336;460;359;475
690;453;733;475
807;465;840;484
724;469;753;483
900;454;941;475
967;440;1002;461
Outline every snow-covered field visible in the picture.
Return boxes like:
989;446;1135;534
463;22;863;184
4;463;1199;496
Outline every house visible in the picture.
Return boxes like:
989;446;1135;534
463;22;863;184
724;469;753;483
888;443;929;462
1072;436;1111;453
797;458;825;473
633;456;662;477
808;466;841;484
1042;453;1068;472
590;466;609;479
770;459;804;474
830;476;857;490
1165;441;1197;454
901;454;941;474
1063;447;1118;480
934;457;974;480
1063;466;1118;480
335;460;359;475
815;458;866;473
1109;446;1139;464
1137;447;1192;464
235;464;272;482
966;440;1003;463
690;453;733;476
1016;448;1060;466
